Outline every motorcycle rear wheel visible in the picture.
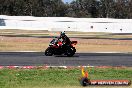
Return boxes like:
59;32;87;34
66;47;75;57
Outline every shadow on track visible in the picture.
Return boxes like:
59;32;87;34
55;55;79;57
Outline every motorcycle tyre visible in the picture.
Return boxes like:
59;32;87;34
45;47;53;56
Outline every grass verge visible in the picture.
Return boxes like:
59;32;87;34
0;68;132;88
1;29;132;52
1;29;132;39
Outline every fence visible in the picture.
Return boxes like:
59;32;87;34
0;15;132;33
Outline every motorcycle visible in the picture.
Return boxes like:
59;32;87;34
45;37;77;57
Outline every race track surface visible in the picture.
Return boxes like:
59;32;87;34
0;52;132;66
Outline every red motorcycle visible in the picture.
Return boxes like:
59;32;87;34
45;38;77;57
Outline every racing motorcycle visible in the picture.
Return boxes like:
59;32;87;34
45;37;77;57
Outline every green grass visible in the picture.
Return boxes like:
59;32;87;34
0;68;132;88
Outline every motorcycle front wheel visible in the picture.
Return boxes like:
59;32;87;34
45;47;53;56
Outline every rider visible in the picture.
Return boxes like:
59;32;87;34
58;31;71;48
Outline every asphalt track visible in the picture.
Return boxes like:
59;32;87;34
0;52;132;66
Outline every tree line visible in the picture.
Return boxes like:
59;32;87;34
0;0;132;18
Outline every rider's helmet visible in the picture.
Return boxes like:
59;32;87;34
60;31;65;38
